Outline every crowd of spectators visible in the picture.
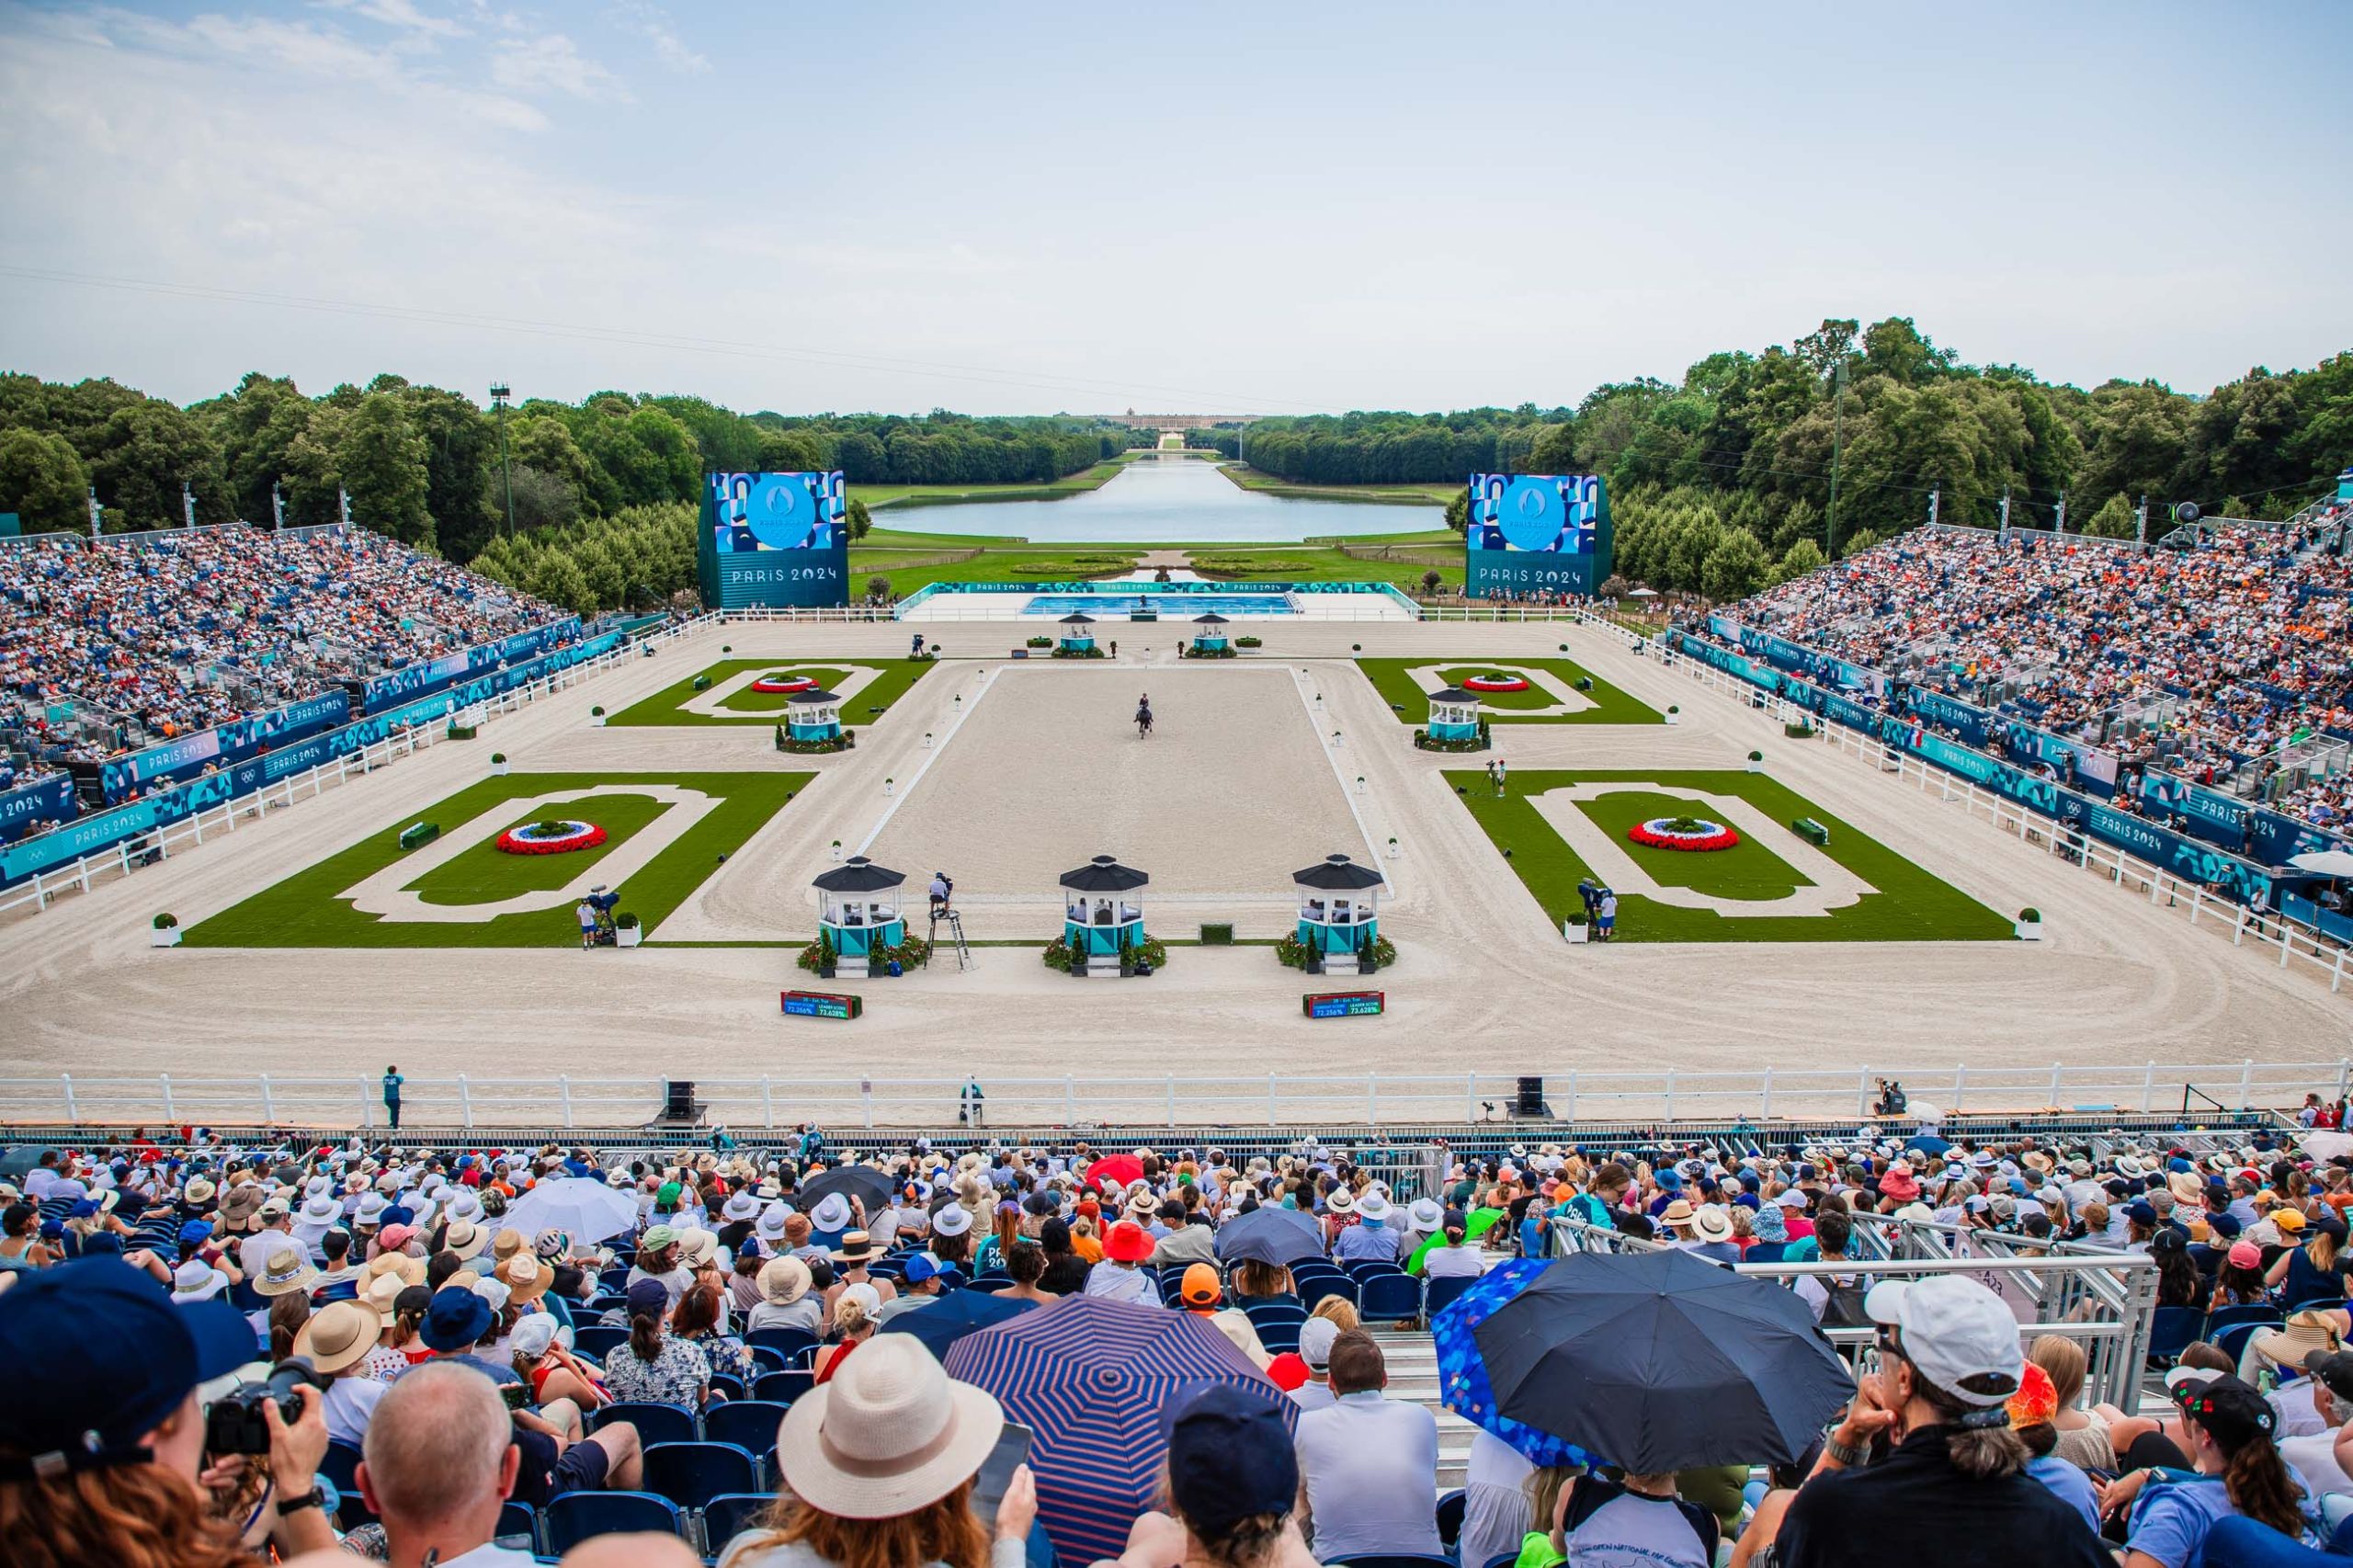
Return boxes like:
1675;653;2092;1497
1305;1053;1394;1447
0;525;561;776
10;1115;2353;1566
1733;522;2353;833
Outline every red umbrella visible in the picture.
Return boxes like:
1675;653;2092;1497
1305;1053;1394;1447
1082;1153;1142;1191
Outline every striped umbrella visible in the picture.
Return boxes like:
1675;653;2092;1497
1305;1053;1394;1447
1432;1258;1600;1469
943;1293;1290;1565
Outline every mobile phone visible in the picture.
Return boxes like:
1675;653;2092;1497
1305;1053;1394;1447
500;1381;529;1411
970;1422;1032;1526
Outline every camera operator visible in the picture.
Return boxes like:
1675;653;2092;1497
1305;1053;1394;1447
0;1257;337;1567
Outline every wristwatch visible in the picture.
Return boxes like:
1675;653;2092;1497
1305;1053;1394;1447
1823;1434;1870;1468
278;1484;326;1516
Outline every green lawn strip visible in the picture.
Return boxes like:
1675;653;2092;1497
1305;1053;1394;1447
1443;768;2011;944
1188;550;1461;590
1212;465;1461;506
858;462;1127;510
1566;790;1806;903
405;793;672;905
1357;657;1660;725
853;550;1143;597
607;658;931;728
186;772;812;949
714;667;857;714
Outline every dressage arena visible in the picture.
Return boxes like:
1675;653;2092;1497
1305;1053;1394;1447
3;615;2346;1124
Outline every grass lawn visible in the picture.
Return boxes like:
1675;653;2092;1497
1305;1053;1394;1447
1213;464;1461;506
852;550;1143;597
1357;657;1661;724
608;658;933;728
1445;768;2011;944
186;771;812;948
408;793;673;904
1569;790;1805;902
712;668;858;714
857;461;1126;510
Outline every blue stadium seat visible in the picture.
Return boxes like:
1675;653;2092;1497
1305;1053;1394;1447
642;1441;761;1512
705;1372;748;1404
2211;1321;2276;1367
1343;1259;1406;1280
1299;1277;1358;1312
1436;1489;1466;1551
701;1493;774;1560
2206;1303;2283;1335
495;1499;539;1555
317;1438;372;1528
572;1324;629;1359
745;1327;819;1363
1424;1275;1478;1320
592;1401;699;1446
544;1491;684;1555
747;1345;788;1375
1358;1273;1424;1323
702;1400;792;1461
753;1369;815;1405
2146;1306;2206;1367
1256;1319;1302;1355
966;1273;1014;1292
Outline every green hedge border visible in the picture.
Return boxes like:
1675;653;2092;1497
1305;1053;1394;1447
607;658;933;728
1357;657;1661;725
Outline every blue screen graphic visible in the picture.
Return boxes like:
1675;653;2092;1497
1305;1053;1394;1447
710;471;844;553
1469;474;1601;554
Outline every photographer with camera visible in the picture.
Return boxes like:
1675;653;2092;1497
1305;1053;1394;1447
0;1257;338;1567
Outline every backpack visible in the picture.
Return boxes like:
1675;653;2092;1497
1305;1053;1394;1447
1818;1274;1870;1329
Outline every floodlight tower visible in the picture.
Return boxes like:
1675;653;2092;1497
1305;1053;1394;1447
490;382;516;537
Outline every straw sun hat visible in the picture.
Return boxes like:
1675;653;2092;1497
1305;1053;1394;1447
775;1335;1004;1519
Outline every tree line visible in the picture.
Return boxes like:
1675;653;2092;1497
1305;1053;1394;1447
1199;319;2351;599
0;371;1146;563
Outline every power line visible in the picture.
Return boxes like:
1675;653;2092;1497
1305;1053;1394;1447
0;266;1335;415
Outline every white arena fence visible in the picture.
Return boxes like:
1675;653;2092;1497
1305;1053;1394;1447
2;1061;2343;1131
1651;638;2353;995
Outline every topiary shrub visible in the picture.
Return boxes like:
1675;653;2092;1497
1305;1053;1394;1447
615;913;639;930
1041;937;1076;973
1026;636;1053;648
1199;923;1233;945
153;912;178;929
796;934;837;973
1235;635;1262;648
2018;907;2041;923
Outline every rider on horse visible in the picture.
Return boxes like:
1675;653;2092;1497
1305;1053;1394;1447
1136;693;1154;735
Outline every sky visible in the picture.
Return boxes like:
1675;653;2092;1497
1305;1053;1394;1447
2;1;2348;417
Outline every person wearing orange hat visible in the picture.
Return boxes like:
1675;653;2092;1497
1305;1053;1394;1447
1178;1262;1222;1314
2006;1361;2097;1533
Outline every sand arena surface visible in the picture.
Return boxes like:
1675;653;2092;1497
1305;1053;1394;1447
2;616;2347;1123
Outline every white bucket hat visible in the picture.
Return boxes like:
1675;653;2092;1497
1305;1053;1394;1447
809;1194;853;1233
774;1335;1005;1518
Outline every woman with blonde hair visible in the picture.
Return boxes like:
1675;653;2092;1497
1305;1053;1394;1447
722;1335;1038;1568
1309;1295;1360;1334
2029;1335;2114;1472
816;1284;881;1384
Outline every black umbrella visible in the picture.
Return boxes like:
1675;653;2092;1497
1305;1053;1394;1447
1473;1250;1853;1471
1213;1206;1324;1267
798;1165;893;1213
880;1290;1038;1358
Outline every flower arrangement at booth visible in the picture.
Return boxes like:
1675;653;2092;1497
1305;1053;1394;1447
1627;816;1740;852
797;934;838;974
496;819;608;856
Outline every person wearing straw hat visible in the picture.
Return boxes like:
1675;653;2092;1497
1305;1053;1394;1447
717;1334;1036;1568
751;1256;824;1336
294;1298;392;1447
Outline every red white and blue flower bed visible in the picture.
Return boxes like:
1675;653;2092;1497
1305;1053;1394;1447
1461;673;1531;693
1627;816;1740;852
496;820;608;856
750;675;819;694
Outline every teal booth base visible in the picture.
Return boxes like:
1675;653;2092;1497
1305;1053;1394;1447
1427;720;1479;742
821;916;904;972
790;720;843;742
1064;915;1145;971
1297;915;1378;955
1191;635;1229;653
1058;635;1096;653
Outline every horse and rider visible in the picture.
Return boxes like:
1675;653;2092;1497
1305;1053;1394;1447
1135;692;1154;738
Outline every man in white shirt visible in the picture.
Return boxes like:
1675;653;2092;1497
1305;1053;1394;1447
1290;1318;1339;1412
2282;1351;2353;1500
238;1199;298;1278
1293;1331;1441;1560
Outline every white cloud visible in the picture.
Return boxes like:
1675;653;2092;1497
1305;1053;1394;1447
610;0;708;74
489;33;629;100
314;0;472;42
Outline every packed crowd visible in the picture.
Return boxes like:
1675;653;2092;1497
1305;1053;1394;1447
10;1115;2353;1568
0;526;561;767
1735;524;2353;832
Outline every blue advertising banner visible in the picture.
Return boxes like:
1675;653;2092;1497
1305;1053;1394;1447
2138;773;2252;849
697;471;849;610
99;690;352;801
0;631;623;889
2246;808;2353;869
1464;473;1612;598
0;773;76;843
357;619;580;713
1900;687;1990;747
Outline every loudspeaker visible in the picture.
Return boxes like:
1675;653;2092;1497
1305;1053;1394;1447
659;1080;700;1124
1516;1075;1545;1119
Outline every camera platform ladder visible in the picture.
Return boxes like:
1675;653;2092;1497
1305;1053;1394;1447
929;904;974;971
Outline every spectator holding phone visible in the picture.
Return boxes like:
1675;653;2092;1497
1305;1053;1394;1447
0;1257;338;1567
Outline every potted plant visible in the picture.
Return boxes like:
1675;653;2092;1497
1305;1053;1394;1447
1785;720;1816;739
1747;749;1764;773
614;913;642;949
815;933;837;979
722;643;733;653
590;705;607;728
1356;775;1367;794
775;722;788;752
151;912;181;949
925;732;935;748
490;752;509;776
1563;913;1589;945
1665;704;1680;726
883;776;895;797
830;838;843;861
2016;907;2043;941
1387;835;1400;859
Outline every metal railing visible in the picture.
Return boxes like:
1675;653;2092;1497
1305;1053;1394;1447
1651;642;2353;994
1551;1215;2158;1411
2;1062;2342;1131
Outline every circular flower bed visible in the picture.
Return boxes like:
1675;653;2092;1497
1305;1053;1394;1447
1628;816;1740;852
1461;673;1531;693
496;819;608;856
750;674;818;694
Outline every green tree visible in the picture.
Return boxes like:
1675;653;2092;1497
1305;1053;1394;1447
0;427;91;532
1771;537;1825;585
2081;492;2137;539
334;393;432;546
846;497;871;540
1700;528;1768;602
1443;488;1470;536
89;400;229;528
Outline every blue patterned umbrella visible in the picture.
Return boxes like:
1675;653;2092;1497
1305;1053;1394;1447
943;1293;1290;1565
1433;1259;1601;1469
877;1289;1037;1359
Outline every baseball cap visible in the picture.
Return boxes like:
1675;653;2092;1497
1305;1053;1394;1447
2173;1374;2279;1447
1181;1263;1222;1308
904;1254;941;1285
0;1259;257;1471
1297;1316;1339;1370
1863;1275;2022;1406
2307;1350;2353;1403
1163;1383;1297;1537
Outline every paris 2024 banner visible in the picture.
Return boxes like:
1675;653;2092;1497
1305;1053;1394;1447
696;470;849;609
1464;473;1612;597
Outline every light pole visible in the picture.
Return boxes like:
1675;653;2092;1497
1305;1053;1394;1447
1825;358;1847;560
490;382;516;537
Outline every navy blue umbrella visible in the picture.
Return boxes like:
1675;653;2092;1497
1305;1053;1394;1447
1904;1134;1953;1156
876;1289;1036;1358
1212;1206;1324;1266
1473;1250;1852;1472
